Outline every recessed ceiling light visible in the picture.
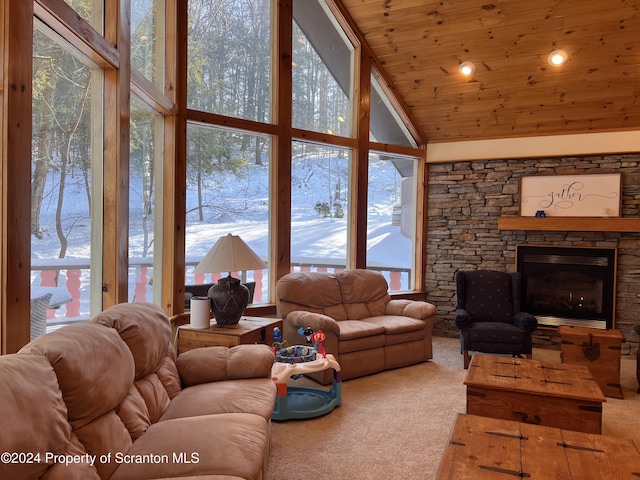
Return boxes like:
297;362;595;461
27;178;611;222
548;49;567;66
459;61;475;75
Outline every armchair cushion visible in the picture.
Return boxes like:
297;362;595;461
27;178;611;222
465;322;531;349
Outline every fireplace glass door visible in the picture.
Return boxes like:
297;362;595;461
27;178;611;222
517;246;616;329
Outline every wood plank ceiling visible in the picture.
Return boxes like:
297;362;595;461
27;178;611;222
339;0;640;143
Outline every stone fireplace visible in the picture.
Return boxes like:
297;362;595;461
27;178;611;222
426;154;640;355
516;245;616;330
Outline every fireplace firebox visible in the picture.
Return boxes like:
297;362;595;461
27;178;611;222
516;245;616;329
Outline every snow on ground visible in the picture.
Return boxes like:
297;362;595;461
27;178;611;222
32;154;413;319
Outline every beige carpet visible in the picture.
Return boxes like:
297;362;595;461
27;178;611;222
265;336;640;480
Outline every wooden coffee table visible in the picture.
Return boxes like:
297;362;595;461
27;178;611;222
465;354;605;434
437;413;640;479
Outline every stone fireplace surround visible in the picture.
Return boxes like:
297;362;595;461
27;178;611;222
427;153;640;357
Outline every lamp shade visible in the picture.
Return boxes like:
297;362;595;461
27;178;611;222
193;233;267;274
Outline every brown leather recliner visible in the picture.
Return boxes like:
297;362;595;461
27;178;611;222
2;302;276;480
276;269;438;384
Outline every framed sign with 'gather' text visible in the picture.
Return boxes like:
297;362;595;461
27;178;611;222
519;173;622;217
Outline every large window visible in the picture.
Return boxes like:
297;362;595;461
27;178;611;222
367;153;417;291
3;0;428;352
184;0;424;302
290;141;351;271
292;1;354;136
31;20;104;331
187;0;271;122
366;72;419;290
131;0;165;88
129;97;164;304
185;123;271;304
370;75;417;148
63;0;104;34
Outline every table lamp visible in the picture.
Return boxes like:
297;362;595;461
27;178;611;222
193;233;267;325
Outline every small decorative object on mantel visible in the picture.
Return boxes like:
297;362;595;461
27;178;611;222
193;233;267;326
535;210;546;218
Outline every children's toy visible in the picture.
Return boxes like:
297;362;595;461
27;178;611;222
309;330;326;358
271;353;342;421
269;326;340;420
270;326;289;354
297;326;327;358
275;345;316;363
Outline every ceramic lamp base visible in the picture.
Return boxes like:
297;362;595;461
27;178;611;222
207;275;249;325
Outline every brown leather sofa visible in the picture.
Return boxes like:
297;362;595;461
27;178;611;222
276;269;438;384
0;302;276;480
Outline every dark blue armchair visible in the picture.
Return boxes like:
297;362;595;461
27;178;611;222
455;270;538;369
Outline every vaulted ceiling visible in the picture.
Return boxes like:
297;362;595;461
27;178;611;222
339;0;640;144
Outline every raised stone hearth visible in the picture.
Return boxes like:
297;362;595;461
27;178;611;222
427;153;640;356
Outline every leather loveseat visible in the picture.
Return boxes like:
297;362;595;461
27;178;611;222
0;302;276;480
276;269;438;384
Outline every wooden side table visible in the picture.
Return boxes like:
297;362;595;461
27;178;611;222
176;316;283;354
559;325;624;399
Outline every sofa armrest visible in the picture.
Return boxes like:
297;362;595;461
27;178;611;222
285;310;340;335
282;311;340;367
386;299;437;320
454;309;472;329
176;344;275;387
514;312;538;333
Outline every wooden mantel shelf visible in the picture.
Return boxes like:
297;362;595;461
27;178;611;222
498;217;640;232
